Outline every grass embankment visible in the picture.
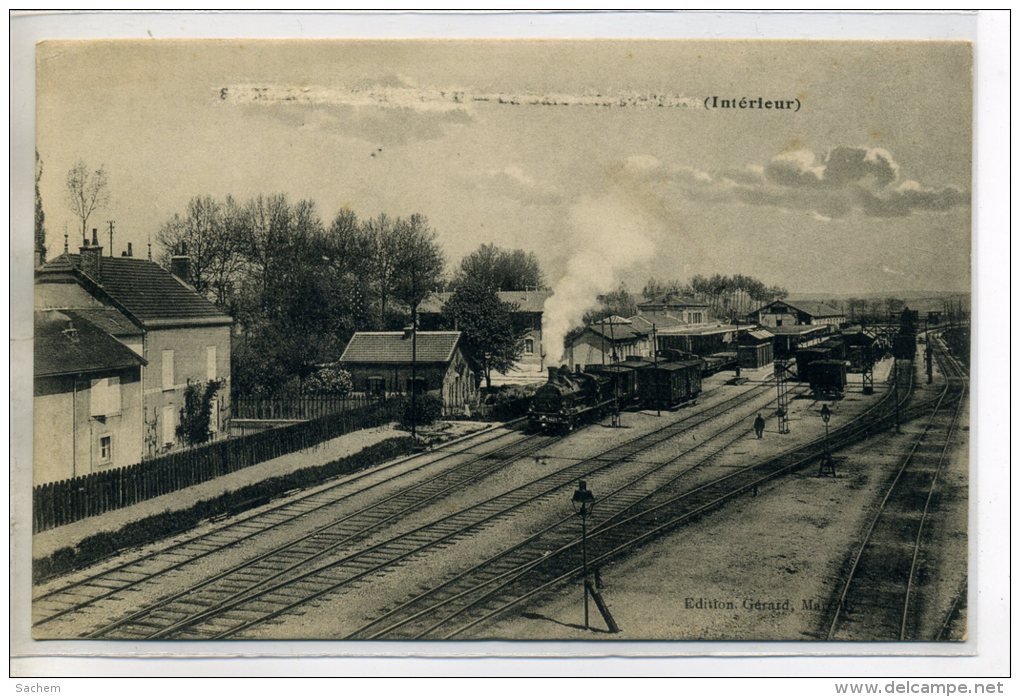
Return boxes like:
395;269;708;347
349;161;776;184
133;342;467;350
33;437;415;583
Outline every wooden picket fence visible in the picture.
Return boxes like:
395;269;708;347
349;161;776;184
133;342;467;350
32;397;402;533
233;394;380;421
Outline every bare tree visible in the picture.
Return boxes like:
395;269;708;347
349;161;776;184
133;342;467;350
65;160;109;241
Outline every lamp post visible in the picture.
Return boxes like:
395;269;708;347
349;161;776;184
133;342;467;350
571;480;596;630
652;323;660;417
819;404;835;477
892;358;901;434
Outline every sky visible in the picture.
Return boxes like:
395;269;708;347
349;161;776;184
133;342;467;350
36;40;972;307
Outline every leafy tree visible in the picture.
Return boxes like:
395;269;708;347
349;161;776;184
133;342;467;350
454;243;545;291
65;159;109;241
364;212;445;326
176;380;222;446
156;195;246;308
583;283;637;325
443;281;526;388
35;151;46;263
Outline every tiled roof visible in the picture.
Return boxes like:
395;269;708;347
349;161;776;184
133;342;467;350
340;331;462;364
743;328;775;342
756;299;844;318
418;290;552;314
629;311;687;330
658;323;741;336
586;323;645;341
638;292;709;308
39;254;231;326
62;308;142;337
35;310;146;378
770;324;831;335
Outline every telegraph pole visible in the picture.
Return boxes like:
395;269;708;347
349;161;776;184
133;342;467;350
653;323;660;417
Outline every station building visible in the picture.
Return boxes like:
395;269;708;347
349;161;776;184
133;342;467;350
748;299;846;329
562;316;651;372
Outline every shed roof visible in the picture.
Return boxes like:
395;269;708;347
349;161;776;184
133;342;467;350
35;310;146;378
742;328;775;342
38;254;232;327
585;322;645;341
657;323;741;336
770;324;832;336
340;331;463;364
637;292;709;308
755;299;844;318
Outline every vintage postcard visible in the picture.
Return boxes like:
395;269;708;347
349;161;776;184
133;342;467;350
27;38;972;644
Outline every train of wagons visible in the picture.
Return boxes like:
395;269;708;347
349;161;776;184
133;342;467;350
528;349;709;433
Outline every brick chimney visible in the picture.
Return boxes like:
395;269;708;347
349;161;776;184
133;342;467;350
170;243;191;282
78;228;103;282
121;242;134;257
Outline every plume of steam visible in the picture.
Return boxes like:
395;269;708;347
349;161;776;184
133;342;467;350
542;193;659;365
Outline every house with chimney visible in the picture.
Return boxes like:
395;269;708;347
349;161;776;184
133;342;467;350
34;309;147;485
35;230;234;461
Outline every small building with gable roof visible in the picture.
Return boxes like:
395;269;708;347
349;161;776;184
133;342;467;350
339;331;479;410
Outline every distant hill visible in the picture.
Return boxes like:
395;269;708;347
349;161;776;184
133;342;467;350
786;291;970;315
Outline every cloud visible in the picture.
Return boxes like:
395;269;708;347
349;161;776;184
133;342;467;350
628;145;968;220
473;165;562;205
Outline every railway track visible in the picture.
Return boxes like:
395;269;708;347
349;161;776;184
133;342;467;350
32;421;544;628
347;359;918;639
825;336;968;641
82;380;776;639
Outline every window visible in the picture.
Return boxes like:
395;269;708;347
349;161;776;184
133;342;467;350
209;397;219;433
89;377;121;416
206;346;217;381
162;404;176;446
162;349;175;390
524;338;534;354
99;435;113;463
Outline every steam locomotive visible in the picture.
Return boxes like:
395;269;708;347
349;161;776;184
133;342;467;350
528;367;615;433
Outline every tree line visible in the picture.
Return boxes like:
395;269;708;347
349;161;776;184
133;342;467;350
157;195;544;396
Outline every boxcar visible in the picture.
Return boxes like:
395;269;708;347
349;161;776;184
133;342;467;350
585;364;640;407
795;347;832;381
638;359;702;410
806;359;847;399
817;337;847;361
893;335;917;360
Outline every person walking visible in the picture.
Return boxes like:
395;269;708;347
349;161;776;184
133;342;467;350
753;413;766;439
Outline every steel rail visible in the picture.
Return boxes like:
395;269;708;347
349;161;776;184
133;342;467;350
825;337;965;641
350;367;914;639
117;382;773;640
345;402;775;640
84;432;558;638
440;376;915;640
900;342;968;639
33;420;532;627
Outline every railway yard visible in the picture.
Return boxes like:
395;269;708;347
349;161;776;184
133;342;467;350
31;332;968;643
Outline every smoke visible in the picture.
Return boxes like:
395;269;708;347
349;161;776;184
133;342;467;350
542;191;660;364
